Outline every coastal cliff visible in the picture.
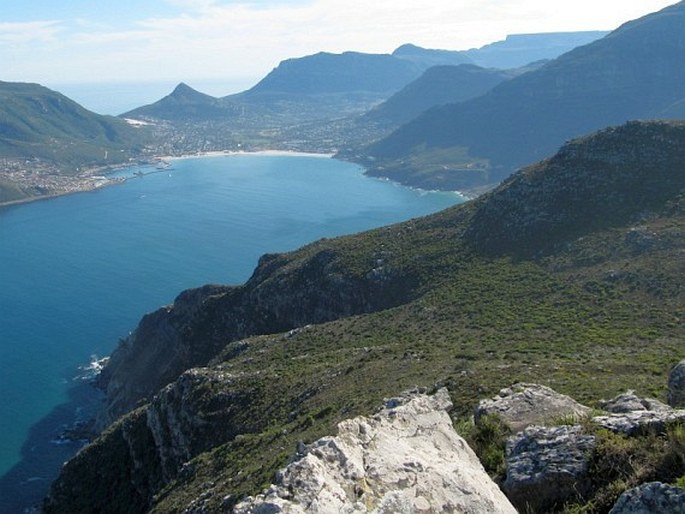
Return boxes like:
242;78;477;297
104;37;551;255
97;241;427;427
46;121;685;512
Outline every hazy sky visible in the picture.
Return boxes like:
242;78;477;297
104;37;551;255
1;0;678;92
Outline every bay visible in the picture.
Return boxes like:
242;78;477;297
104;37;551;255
0;154;462;511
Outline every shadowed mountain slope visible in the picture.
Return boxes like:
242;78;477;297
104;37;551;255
362;2;685;191
362;64;517;127
464;31;609;69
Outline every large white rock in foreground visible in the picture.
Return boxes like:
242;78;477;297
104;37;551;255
233;388;516;513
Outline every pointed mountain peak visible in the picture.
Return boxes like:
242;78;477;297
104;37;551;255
169;82;215;101
172;82;195;93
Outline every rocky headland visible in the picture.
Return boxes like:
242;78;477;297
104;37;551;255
44;120;685;512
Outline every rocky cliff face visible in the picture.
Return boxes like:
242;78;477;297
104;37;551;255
98;245;420;427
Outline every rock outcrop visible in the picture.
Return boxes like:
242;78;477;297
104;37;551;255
592;409;685;436
592;388;685;435
599;390;671;413
234;389;517;514
145;368;258;481
668;360;685;407
609;481;685;513
503;425;596;512
474;383;591;432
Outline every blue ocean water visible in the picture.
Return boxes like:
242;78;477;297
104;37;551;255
0;154;462;511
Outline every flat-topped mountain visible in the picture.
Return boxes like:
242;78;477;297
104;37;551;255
464;31;609;69
393;31;608;70
360;1;685;191
0;81;149;203
243;51;424;97
45;120;685;512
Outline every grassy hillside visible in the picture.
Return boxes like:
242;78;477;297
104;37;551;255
45;121;685;513
0;81;147;166
0;81;150;203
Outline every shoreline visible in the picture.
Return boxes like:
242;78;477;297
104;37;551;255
0;150;334;209
0;150;472;210
0;176;126;209
164;149;336;161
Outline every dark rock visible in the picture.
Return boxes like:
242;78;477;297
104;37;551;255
609;481;685;513
668;360;685;407
592;410;685;436
145;368;257;480
503;425;596;512
625;227;658;254
599;390;671;413
475;383;591;432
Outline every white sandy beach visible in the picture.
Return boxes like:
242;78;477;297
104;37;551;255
165;149;335;161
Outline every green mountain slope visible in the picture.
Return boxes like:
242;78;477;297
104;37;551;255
0;81;146;162
122;83;238;122
361;1;685;191
45;121;685;512
0;81;150;203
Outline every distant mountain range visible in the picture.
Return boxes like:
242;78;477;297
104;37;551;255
463;31;609;69
123;31;607;125
360;1;685;191
0;28;619;204
393;31;608;70
123;51;430;123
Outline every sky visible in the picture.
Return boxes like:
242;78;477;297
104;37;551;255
0;0;678;98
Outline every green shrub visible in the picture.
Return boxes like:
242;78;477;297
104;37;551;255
456;414;511;481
